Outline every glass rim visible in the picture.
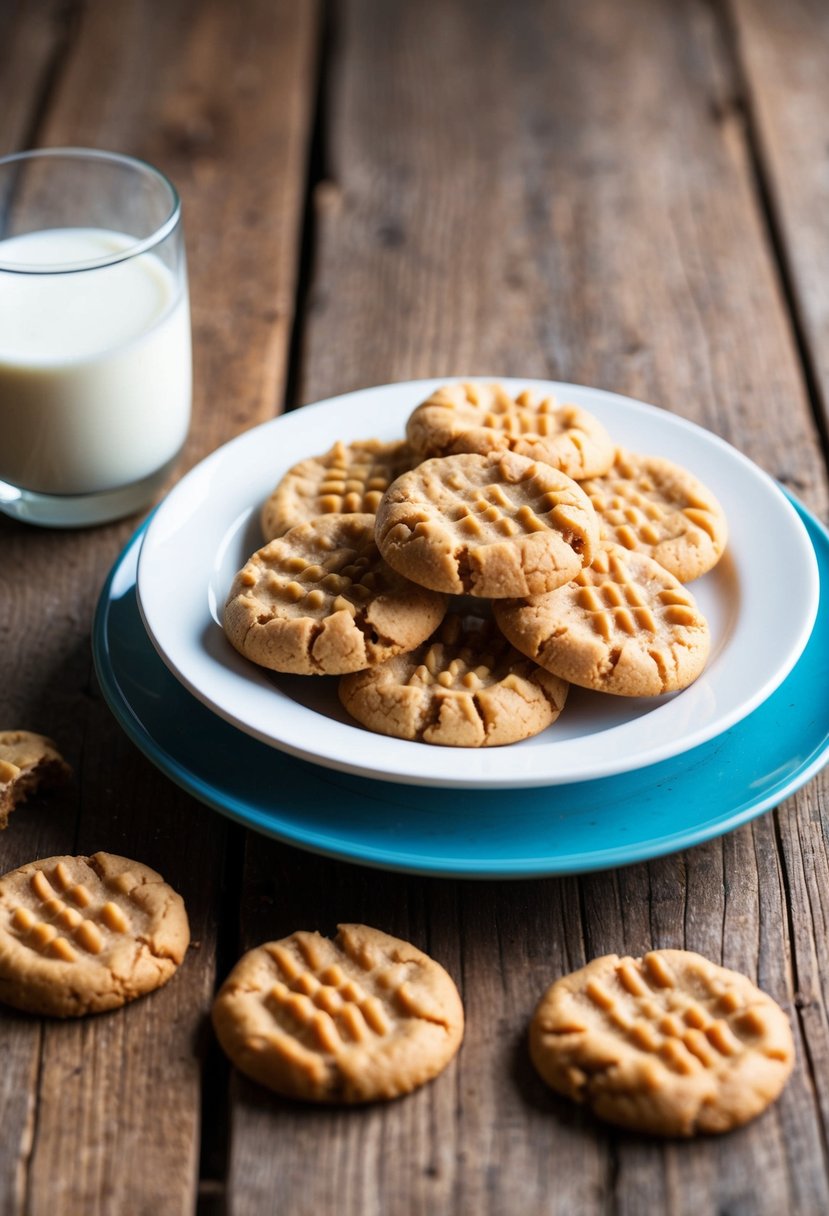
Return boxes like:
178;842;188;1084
0;147;182;275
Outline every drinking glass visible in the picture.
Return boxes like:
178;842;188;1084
0;148;191;527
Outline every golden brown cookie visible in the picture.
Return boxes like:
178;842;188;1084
260;438;413;540
580;449;728;582
529;950;795;1136
224;514;447;676
406;381;614;478
339;612;568;746
494;544;710;695
375;452;599;599
212;923;464;1103
0;852;190;1017
0;731;72;829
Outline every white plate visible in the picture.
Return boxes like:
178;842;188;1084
136;379;819;789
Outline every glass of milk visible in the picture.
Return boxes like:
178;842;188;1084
0;148;191;527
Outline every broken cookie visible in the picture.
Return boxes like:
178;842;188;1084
0;731;71;830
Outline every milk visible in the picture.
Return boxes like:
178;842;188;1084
0;228;191;496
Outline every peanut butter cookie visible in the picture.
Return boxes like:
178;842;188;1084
407;381;614;478
224;514;447;676
580;449;728;582
260;438;413;540
212;923;464;1103
0;852;189;1017
375;452;599;598
494;544;710;695
0;731;71;829
530;950;794;1136
339;612;568;746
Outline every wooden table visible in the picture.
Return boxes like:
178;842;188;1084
2;1;829;1212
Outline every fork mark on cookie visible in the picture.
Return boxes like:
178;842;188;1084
7;860;138;965
573;953;771;1081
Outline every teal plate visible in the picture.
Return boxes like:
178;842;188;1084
92;499;829;878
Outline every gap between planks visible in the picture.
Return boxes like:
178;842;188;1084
716;0;829;477
284;0;336;414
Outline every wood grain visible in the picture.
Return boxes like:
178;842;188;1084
300;0;827;514
225;1;829;1213
718;0;829;1188
0;0;317;1212
728;0;829;453
0;8;75;1210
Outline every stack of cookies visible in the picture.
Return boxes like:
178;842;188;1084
224;382;727;748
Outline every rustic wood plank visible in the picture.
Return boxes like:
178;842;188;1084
727;0;829;453
225;1;829;1213
0;0;69;159
713;0;829;1189
0;0;317;1212
774;782;829;1205
0;7;79;1211
300;0;828;513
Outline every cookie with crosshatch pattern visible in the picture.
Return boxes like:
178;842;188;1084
406;381;614;479
212;923;464;1103
260;437;413;541
0;852;189;1016
494;543;710;695
224;514;447;675
579;449;728;582
339;611;568;746
529;950;794;1136
375;451;600;598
